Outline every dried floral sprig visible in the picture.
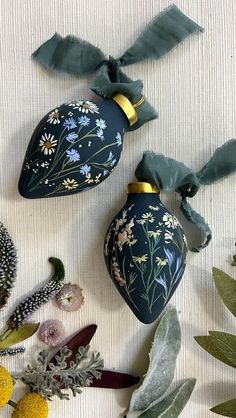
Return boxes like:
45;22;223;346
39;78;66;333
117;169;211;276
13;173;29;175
6;257;65;330
0;222;17;309
18;345;104;400
55;283;84;312
0;347;26;356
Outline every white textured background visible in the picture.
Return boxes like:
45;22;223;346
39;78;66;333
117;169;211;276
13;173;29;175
1;1;236;417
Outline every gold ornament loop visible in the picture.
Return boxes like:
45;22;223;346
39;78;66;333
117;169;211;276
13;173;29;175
112;94;138;126
133;96;145;108
127;182;160;194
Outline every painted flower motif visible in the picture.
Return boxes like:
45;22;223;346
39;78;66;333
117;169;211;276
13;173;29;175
103;169;109;176
112;258;125;286
75;100;99;114
41;162;49;168
164;230;174;243
66;149;80;162
85;173;94;184
55;283;84;312
68;111;74;116
116;132;122;146
137;212;155;224
95;173;101;183
63;117;77;130
155;274;168;291
39;319;66;347
80;164;91;175
155;257;168;266
96;119;107;129
47;108;60;124
97;129;104;140
163;213;178;229
39;133;58;155
78;115;90;126
148;229;161;238
149;205;159;211
164;247;175;267
66;132;78;143
132;254;148;264
62;178;79;190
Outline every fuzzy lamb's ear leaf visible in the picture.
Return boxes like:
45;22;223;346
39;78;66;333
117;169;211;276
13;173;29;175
210;399;236;417
212;268;236;317
0;323;40;349
194;335;236;368
208;331;236;368
137;379;196;418
129;306;181;412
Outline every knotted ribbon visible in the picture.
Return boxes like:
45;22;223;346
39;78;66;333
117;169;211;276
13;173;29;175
32;4;203;130
135;139;236;252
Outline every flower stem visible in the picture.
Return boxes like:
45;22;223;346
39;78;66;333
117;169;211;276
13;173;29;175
8;400;17;408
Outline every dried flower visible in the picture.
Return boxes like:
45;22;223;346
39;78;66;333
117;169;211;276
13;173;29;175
39;320;66;347
0;222;17;308
12;393;49;418
6;257;65;330
0;347;26;356
0;365;14;408
18;345;104;400
55;283;84;312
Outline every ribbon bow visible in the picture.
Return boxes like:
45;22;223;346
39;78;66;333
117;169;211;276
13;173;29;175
135;139;236;252
32;4;203;130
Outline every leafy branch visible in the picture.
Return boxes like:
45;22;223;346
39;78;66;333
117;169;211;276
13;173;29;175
195;267;236;417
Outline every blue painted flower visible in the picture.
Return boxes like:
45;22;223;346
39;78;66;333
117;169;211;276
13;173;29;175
155;274;168;291
96;119;107;130
66;132;78;143
78;115;90;127
63;118;77;130
111;159;117;167
66;149;80;162
97;129;104;140
164;247;175;266
116;132;122;146
80;164;91;175
103;170;109;176
173;256;184;285
107;151;114;161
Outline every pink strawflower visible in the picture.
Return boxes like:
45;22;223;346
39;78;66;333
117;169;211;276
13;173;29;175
39;319;66;347
55;283;84;312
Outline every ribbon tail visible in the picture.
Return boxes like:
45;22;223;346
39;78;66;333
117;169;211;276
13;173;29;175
32;33;106;76
180;199;212;252
198;139;236;185
119;5;203;66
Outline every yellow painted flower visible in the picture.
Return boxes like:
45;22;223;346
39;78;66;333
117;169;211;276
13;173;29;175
156;257;168;266
132;254;148;264
12;393;49;418
0;365;14;408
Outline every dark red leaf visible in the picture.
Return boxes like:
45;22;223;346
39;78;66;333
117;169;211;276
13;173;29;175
90;369;140;388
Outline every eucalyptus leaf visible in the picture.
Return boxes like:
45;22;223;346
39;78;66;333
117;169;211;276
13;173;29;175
210;399;236;417
194;336;236;368
0;323;39;349
129;306;181;412
212;268;236;317
138;379;196;418
209;331;236;368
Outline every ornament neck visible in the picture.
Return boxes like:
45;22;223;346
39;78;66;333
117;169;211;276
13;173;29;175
127;182;160;194
112;94;138;127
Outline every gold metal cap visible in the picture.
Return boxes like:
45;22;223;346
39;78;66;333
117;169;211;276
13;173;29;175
127;182;159;194
112;93;138;126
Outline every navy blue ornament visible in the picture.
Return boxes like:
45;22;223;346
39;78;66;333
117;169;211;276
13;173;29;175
104;182;188;324
18;95;137;199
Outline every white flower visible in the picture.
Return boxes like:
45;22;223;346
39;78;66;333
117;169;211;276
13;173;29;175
155;257;168;266
62;178;79;190
97;129;104;140
73;100;99;114
96;119;107;129
164;230;174;242
116;132;122;146
47;109;60;124
149;205;159;211
39;133;58;155
163;213;178;229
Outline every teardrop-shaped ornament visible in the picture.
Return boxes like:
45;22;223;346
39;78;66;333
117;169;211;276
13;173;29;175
104;182;188;323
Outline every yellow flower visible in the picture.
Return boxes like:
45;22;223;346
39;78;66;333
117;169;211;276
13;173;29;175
12;393;49;418
148;229;161;238
156;257;168;266
132;254;148;264
0;365;14;408
85;173;94;184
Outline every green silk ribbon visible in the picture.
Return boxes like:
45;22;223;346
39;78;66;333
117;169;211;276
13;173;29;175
135;139;236;252
32;4;203;131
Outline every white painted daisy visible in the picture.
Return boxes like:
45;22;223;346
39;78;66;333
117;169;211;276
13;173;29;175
39;133;58;155
76;100;99;114
47;109;60;124
62;178;79;190
163;213;178;229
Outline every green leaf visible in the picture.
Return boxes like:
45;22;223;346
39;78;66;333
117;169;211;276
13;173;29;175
0;323;39;349
211;399;236;417
138;379;196;418
194;336;236;368
209;331;236;368
129;306;181;412
212;268;236;317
